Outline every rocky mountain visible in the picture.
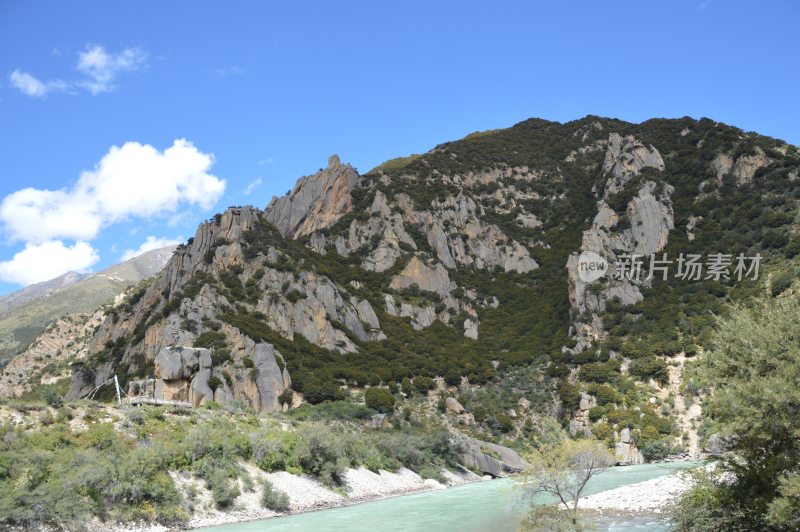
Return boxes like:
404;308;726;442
49;116;799;462
0;245;176;364
0;271;89;315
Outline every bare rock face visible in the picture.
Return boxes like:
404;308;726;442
384;295;438;331
565;133;673;347
152;347;213;406
463;318;479;339
710;153;733;181
710;148;771;185
254;269;385;353
614;440;645;465
567;182;673;316
132;343;289;413
251;343;286;413
345;191;417;272
617;182;675;256
602;133;665;198
732;147;770;184
389;256;453;296
425;194;538;273
265;155;361;239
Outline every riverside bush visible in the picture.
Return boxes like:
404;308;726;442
261;480;290;511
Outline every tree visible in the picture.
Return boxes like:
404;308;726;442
364;387;395;413
674;296;800;530
41;389;63;408
518;439;613;530
401;377;414;396
413;376;435;394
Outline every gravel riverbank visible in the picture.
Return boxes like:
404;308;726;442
578;472;693;513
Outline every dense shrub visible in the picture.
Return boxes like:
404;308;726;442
260;480;290;511
770;270;794;297
413;376;436;394
41;389;63;408
364;387;395;413
628;356;669;385
209;470;240;509
292;426;350;486
578;360;621;384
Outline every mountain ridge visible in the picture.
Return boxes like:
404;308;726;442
0;245;177;364
9;114;799;465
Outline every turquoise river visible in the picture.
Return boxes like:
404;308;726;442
202;461;696;532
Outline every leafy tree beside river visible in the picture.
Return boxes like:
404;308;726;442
673;295;800;530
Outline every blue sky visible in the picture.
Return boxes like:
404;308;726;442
0;1;797;293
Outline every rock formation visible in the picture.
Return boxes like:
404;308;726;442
460;436;529;477
265;154;361;239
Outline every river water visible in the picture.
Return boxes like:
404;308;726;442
204;461;695;532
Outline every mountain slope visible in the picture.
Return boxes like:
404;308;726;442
0;271;89;315
0;245;176;364
61;116;799;458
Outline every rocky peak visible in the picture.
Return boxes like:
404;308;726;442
265;154;361;239
602;133;665;198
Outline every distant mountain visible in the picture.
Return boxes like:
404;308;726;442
0;271;90;314
0;245;176;363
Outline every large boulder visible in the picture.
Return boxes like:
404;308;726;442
445;397;465;414
460;437;528;477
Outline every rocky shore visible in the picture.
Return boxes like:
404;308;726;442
578;472;692;513
95;465;483;532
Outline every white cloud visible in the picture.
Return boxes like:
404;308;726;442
242;177;263;195
77;45;147;94
0;241;99;285
9;44;147;98
9;70;67;98
0;139;225;244
121;235;182;261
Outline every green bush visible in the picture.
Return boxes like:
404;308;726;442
591;384;623;406
252;433;297;472
292;426;350;486
260;480;290;511
444;369;461;386
588;406;605;422
278;388;294;406
591;421;614;441
302;379;346;404
628;356;669;385
413;376;435;394
41;389;63;408
578;360;621;384
494;413;514;433
209;470;240;509
771;270;794;297
401;377;413;396
364;387;395;413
